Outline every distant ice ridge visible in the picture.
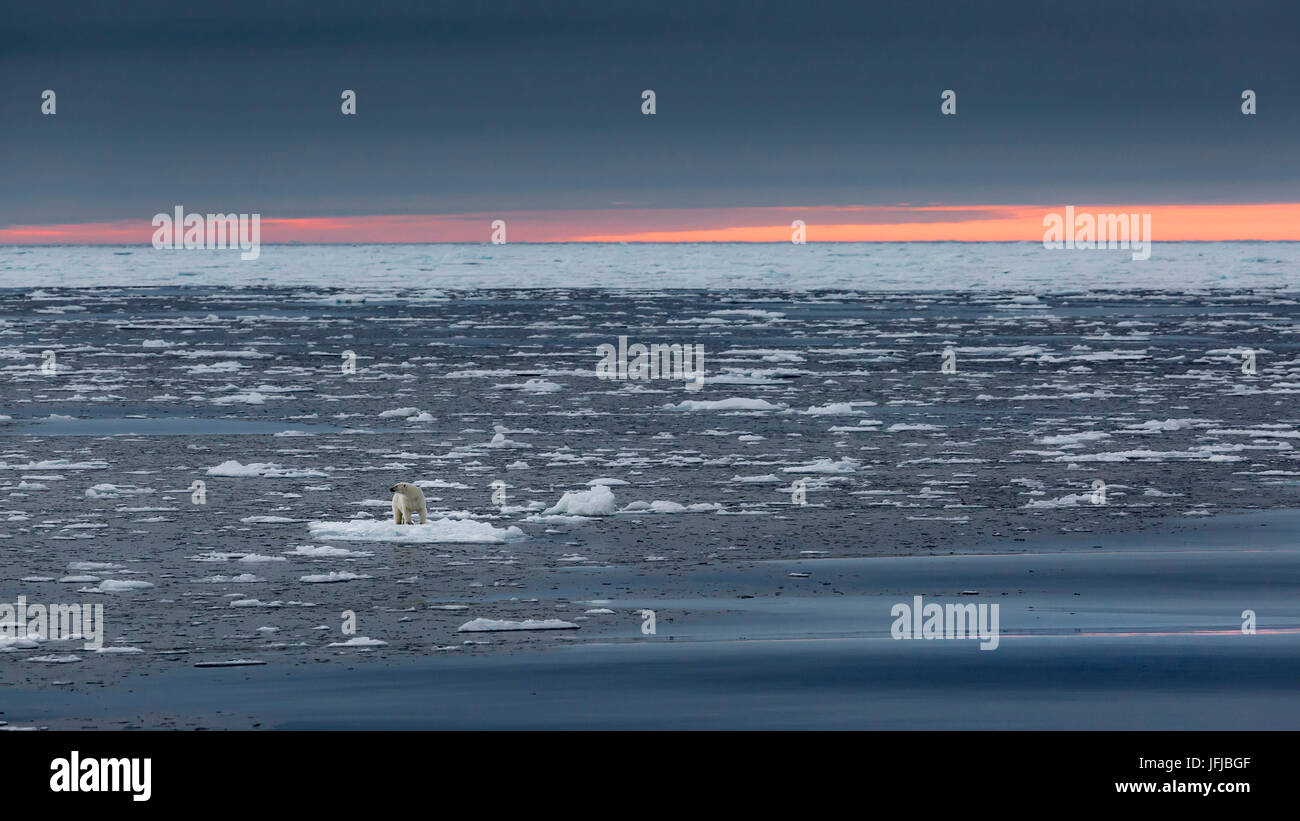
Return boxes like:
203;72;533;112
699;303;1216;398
307;518;525;543
6;243;1300;291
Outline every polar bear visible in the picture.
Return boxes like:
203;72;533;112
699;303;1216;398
389;482;427;525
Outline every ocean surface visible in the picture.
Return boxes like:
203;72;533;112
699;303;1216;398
2;241;1299;290
1;242;1297;728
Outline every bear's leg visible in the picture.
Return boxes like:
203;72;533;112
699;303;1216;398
418;506;427;524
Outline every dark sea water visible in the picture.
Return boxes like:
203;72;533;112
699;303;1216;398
2;267;1299;727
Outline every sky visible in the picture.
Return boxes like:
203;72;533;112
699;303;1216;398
2;0;1298;242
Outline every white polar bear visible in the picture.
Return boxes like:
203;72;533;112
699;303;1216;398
389;482;428;525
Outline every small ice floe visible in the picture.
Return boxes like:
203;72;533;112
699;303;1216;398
1023;493;1094;509
27;654;81;663
429;604;469;610
665;397;784;412
68;558;122;571
486;431;532;448
237;554;288;563
84;580;154;593
495;378;562;393
198;574;264;583
457;618;579;632
194;659;267;668
205;459;325;478
619;500;722;514
781;457;860;474
239;515;301;524
829;420;884;432
1124;418;1211;433
58;575;100;583
0;635;43;652
84;483;154;498
94;646;144;654
730;473;781;483
1034;432;1110;446
788;572;810;578
300;571;372;584
414;479;471;489
801;402;862;415
0;459;108;470
206;460;327;478
585;608;615;615
707;309;785;322
586;477;629;486
307;518;525;543
327;636;388;647
379;407;421;418
230;599;283;608
185;360;242;374
285;544;373;558
211;391;272;405
541;485;617;516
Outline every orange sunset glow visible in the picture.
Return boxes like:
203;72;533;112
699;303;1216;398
2;203;1298;244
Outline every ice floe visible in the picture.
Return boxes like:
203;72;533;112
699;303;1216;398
307;518;526;543
457;618;579;632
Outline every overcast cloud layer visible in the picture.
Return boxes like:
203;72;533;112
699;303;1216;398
2;0;1297;226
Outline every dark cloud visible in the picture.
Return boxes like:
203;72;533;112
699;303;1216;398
2;0;1297;224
